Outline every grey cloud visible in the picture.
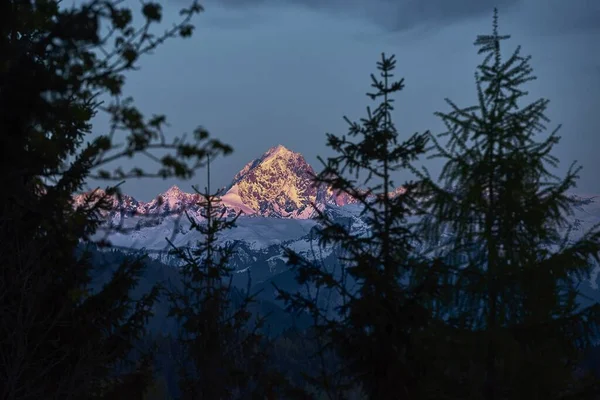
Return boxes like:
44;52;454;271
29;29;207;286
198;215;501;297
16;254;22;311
200;0;600;35
522;0;600;34
202;0;522;31
371;0;521;31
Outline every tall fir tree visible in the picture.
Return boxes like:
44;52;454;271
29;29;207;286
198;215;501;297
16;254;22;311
415;9;600;399
277;53;439;399
0;1;230;398
166;156;294;399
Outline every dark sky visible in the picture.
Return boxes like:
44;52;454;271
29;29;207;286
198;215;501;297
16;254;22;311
94;0;600;201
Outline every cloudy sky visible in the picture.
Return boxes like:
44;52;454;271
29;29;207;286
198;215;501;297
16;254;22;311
103;0;600;201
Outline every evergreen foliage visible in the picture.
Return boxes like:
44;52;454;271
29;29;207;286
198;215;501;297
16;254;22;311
414;9;600;399
0;1;230;398
166;158;295;399
277;53;438;399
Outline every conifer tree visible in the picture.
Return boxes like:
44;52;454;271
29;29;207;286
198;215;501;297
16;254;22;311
0;1;230;398
277;53;437;399
166;156;292;399
415;9;600;399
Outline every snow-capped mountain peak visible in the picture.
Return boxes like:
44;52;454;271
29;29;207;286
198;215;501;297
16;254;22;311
262;144;294;160
225;145;319;218
72;187;140;214
74;144;404;220
159;185;196;205
164;185;183;197
141;185;202;215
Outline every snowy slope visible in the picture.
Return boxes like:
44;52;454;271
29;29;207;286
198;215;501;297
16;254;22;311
104;214;318;252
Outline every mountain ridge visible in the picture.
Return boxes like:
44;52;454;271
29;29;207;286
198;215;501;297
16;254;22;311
75;144;397;219
76;145;600;305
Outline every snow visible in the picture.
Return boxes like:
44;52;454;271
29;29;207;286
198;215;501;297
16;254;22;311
261;144;295;164
162;185;183;208
221;184;256;215
222;144;320;218
81;145;600;300
76;144;402;222
90;184;600;308
286;236;334;259
218;216;317;250
101;214;319;252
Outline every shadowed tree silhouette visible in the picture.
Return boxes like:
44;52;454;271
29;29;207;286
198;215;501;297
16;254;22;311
276;53;441;399
0;1;231;398
166;156;300;399
414;9;600;400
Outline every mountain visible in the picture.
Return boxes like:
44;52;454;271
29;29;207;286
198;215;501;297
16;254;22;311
224;145;322;218
76;145;600;301
73;188;141;216
73;145;373;284
74;144;367;220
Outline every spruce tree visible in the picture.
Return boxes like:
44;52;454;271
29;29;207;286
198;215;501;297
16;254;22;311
166;157;290;399
415;9;600;399
0;1;230;398
277;53;436;399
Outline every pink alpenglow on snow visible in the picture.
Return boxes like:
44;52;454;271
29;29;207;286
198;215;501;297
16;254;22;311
73;145;406;219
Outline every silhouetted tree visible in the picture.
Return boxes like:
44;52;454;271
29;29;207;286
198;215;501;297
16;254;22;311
0;1;231;399
415;9;600;400
278;53;438;399
166;157;295;399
